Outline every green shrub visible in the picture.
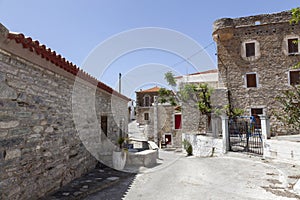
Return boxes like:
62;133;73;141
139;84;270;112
183;139;193;156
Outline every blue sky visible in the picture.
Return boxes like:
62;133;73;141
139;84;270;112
0;1;298;97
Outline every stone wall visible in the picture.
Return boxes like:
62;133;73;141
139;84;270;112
181;100;205;134
213;11;300;135
0;24;129;200
182;133;223;157
264;137;300;165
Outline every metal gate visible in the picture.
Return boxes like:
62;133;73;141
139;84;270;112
228;117;263;155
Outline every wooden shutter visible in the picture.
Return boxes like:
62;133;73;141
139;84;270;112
174;114;182;129
288;38;298;54
246;74;257;87
144;113;149;120
101;116;108;136
246;43;255;57
290;71;300;85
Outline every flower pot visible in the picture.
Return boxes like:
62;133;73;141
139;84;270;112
112;150;127;170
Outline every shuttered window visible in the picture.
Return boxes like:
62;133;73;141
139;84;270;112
288;38;298;54
246;73;257;88
290;71;300;85
144;113;149;121
174;114;182;129
246;42;255;57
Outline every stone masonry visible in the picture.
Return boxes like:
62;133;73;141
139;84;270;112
0;23;129;200
213;11;300;135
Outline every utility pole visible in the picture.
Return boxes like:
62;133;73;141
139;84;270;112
119;73;121;94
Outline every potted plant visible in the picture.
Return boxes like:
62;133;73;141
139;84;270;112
112;136;127;170
118;137;125;149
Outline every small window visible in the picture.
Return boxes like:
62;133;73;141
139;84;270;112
144;96;150;107
255;21;261;25
144;113;149;121
101;116;108;136
246;42;255;57
174;114;182;129
288;38;299;54
290;71;300;85
246;73;257;88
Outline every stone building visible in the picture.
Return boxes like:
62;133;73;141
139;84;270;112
136;86;160;126
176;69;225;137
213;11;300;135
0;23;129;199
135;86;182;147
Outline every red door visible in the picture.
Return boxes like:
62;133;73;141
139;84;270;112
175;114;182;129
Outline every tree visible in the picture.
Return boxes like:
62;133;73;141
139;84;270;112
291;7;300;24
275;87;300;132
274;8;300;132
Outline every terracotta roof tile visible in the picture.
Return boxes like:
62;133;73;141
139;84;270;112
7;33;129;101
137;86;161;93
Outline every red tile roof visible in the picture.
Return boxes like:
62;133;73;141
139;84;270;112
137;86;161;93
6;33;129;101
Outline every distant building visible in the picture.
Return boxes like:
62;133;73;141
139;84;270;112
136;86;160;125
175;69;223;136
175;69;219;88
135;86;182;147
135;69;223;148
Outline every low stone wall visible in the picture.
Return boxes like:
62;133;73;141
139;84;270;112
264;138;300;165
125;150;158;168
182;133;223;157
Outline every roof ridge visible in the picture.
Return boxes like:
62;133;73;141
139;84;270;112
7;32;129;101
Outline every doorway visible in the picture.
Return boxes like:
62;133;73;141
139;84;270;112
165;134;172;145
251;108;263;129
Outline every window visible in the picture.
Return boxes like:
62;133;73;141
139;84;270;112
174;114;182;129
144;113;149;121
283;36;300;56
288;38;299;54
241;40;260;61
101;116;108;136
289;70;300;85
144;95;150;107
246;42;255;57
246;73;257;88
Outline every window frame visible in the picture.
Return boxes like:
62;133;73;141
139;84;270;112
283;35;300;56
245;42;255;57
289;70;300;86
174;113;182;130
241;40;260;61
245;72;258;88
288;38;299;54
144;112;149;121
144;95;150;107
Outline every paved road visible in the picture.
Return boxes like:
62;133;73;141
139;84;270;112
124;151;298;200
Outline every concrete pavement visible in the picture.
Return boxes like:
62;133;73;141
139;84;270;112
40;163;136;200
124;151;300;200
40;150;300;200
